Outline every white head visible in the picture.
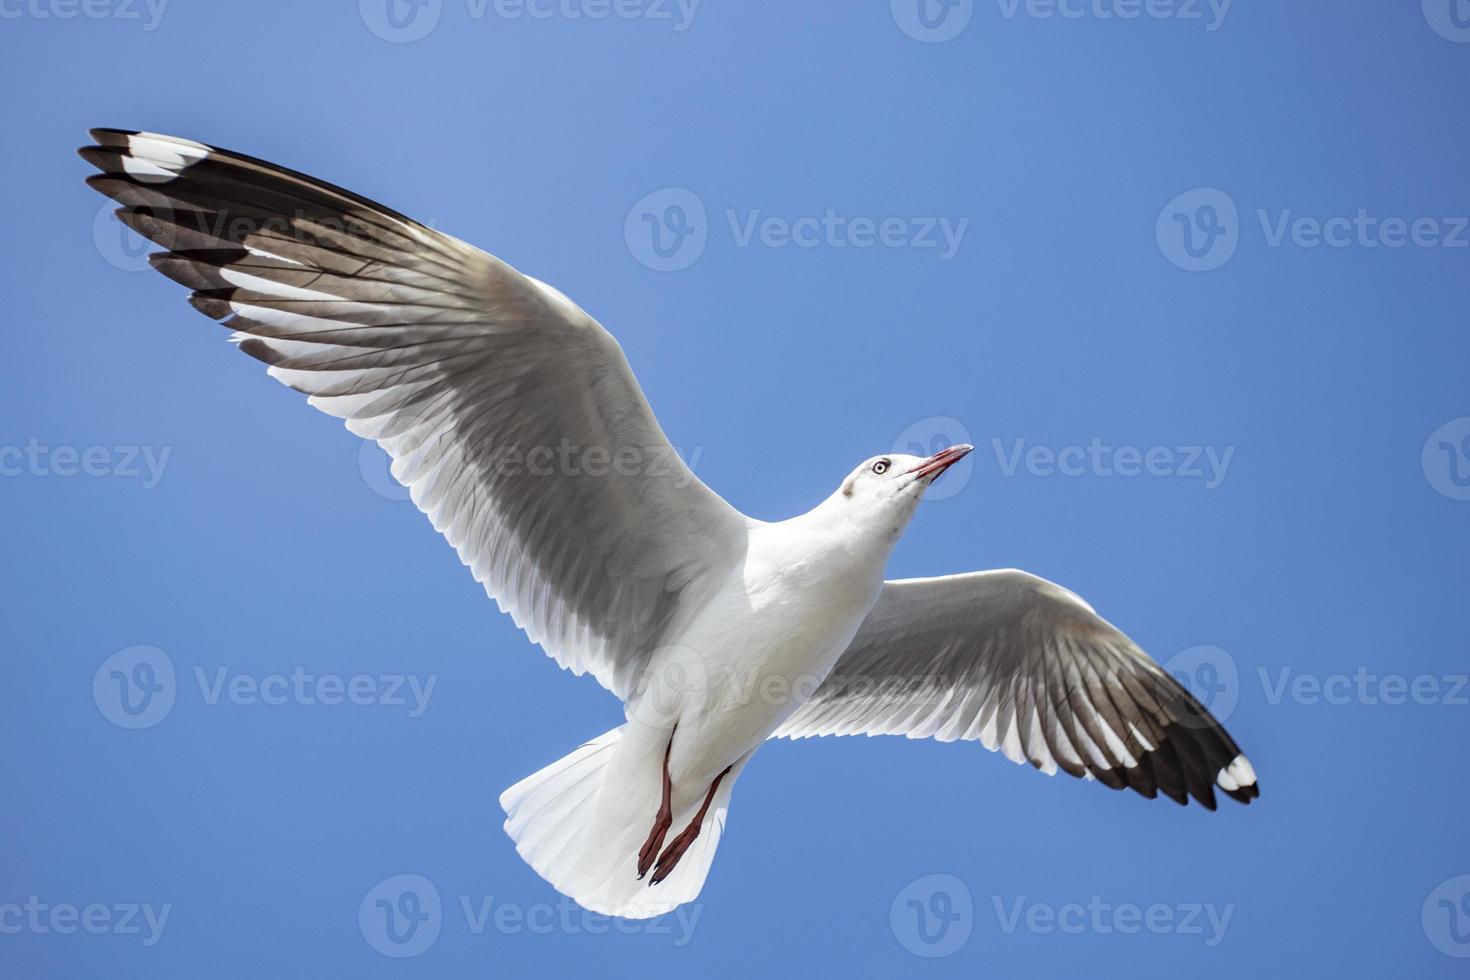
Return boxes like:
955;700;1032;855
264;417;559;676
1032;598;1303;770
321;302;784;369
823;443;974;541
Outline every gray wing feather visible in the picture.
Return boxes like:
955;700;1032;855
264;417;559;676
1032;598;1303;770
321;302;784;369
81;129;748;698
776;569;1259;809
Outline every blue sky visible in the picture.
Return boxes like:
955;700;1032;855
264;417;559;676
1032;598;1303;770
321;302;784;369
3;1;1469;977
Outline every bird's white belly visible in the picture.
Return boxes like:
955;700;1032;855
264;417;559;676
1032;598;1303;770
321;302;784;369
633;552;883;788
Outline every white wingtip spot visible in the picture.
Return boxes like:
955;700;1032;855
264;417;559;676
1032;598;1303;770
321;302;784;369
126;132;209;166
1216;753;1256;791
119;156;179;181
117;134;209;184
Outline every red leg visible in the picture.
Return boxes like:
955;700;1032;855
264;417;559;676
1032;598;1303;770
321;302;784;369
636;733;675;879
649;764;732;886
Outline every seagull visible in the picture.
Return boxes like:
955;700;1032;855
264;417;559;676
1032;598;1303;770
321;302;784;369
81;129;1259;920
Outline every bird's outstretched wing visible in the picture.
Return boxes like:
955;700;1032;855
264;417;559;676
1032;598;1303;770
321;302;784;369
775;570;1258;809
80;129;749;698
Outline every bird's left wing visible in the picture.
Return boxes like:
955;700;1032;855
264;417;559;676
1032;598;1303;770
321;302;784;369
80;129;750;699
774;570;1258;809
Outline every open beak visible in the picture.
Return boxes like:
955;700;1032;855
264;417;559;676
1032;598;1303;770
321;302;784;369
908;443;974;480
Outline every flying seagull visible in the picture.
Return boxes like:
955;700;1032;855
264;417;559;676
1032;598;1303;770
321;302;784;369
81;129;1259;919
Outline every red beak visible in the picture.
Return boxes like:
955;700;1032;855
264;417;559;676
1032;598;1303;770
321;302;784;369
908;443;974;480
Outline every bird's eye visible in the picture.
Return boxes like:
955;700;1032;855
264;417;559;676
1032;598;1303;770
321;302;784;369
872;459;890;475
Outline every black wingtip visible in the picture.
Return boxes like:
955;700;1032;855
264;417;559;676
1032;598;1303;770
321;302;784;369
1161;785;1189;806
84;129;142;154
1222;782;1261;805
187;290;235;321
89;127;140;141
76;146;117;169
83;172;121;193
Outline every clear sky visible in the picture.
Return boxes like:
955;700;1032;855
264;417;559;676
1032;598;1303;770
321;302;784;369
3;2;1469;977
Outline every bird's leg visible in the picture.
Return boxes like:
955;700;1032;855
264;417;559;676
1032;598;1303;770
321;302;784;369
649;764;732;886
636;732;676;880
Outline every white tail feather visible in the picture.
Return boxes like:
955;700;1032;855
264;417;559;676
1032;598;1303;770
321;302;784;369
499;726;738;920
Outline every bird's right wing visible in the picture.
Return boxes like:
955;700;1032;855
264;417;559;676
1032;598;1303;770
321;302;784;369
80;129;750;698
776;570;1258;809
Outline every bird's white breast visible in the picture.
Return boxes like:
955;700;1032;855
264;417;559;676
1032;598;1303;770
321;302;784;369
649;518;890;784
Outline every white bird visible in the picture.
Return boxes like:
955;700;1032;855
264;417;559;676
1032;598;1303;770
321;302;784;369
82;129;1259;920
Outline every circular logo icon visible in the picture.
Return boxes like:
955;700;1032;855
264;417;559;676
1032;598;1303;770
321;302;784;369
892;416;975;501
1423;0;1470;43
625;188;708;272
359;874;442;958
1423;875;1470;957
360;0;442;42
1422;417;1470;501
1159;644;1239;726
92;199;160;273
1156;188;1239;273
625;644;712;729
357;407;455;502
93;646;176;730
357;438;411;502
891;0;974;43
890;873;973;957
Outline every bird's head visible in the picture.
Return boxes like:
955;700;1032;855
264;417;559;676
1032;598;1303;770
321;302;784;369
829;443;974;537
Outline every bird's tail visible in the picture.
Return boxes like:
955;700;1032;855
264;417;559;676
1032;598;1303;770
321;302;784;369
499;725;736;920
